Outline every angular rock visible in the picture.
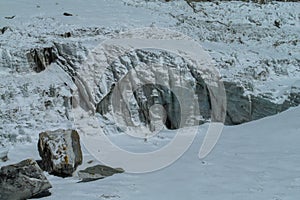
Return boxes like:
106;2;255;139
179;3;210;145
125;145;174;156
38;129;83;177
0;159;52;200
78;165;124;182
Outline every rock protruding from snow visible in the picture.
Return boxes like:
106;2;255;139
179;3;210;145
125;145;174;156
0;159;52;200
96;49;211;133
78;165;124;182
26;47;57;73
0;26;10;35
95;48;300;131
25;42;88;74
38;129;83;177
0;148;8;162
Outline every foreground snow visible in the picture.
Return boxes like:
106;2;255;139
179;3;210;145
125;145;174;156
2;106;300;200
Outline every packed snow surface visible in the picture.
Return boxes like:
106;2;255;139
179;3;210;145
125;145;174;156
2;106;300;200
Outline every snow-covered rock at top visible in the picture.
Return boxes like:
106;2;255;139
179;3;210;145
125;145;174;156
37;129;83;177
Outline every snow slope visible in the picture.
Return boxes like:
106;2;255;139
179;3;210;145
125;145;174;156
2;106;300;200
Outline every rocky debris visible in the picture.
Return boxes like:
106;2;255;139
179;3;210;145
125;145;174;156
0;159;52;200
78;165;124;182
38;129;83;177
0;148;8;162
281;82;300;109
59;32;72;38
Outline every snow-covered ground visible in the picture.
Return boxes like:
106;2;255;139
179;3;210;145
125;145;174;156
2;106;300;200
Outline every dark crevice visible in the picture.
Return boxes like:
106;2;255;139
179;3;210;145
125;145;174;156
26;47;57;73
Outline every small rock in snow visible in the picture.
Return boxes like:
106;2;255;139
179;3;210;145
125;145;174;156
78;165;124;182
63;12;73;16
